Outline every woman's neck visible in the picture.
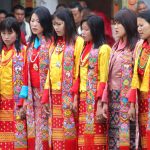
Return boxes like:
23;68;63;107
5;44;13;50
37;33;43;39
120;35;127;44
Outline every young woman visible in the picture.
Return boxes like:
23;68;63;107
102;8;139;149
0;17;27;149
78;15;111;149
19;6;53;149
128;10;150;149
41;8;84;150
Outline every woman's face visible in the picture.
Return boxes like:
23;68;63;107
137;17;150;40
52;17;65;37
1;29;17;47
30;13;44;38
81;21;92;42
114;21;126;40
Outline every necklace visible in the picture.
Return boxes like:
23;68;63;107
30;50;40;71
30;51;40;63
80;47;90;67
55;41;65;54
138;48;150;69
80;42;93;67
80;53;89;66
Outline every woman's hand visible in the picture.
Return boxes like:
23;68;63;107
17;106;27;120
128;103;135;121
43;104;51;115
72;94;78;113
96;100;106;123
102;102;108;119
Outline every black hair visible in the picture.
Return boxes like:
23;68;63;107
25;7;33;18
0;17;21;53
12;4;25;13
81;8;91;19
6;13;15;18
114;8;138;50
56;3;68;10
29;6;53;45
81;15;106;48
53;8;77;45
0;9;7;16
138;9;150;23
137;0;146;6
69;1;83;12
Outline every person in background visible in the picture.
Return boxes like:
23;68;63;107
19;6;53;149
0;9;7;23
13;4;31;42
25;7;33;23
102;8;139;149
6;13;15;18
69;1;83;35
79;0;88;8
94;10;114;46
0;17;27;149
41;8;84;150
78;15;111;149
136;0;150;13
56;3;68;10
128;9;150;149
81;7;92;19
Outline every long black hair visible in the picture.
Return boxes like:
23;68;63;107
29;6;53;45
138;9;150;23
81;15;106;49
52;8;77;45
0;17;21;53
114;8;138;50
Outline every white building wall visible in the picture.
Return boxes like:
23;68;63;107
36;0;58;14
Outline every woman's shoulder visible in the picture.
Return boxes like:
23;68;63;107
99;44;111;53
75;35;84;43
135;39;144;47
134;39;144;58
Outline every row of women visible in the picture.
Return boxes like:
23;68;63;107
0;5;149;150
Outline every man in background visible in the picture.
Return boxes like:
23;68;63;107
69;2;83;35
13;4;31;43
0;9;7;23
137;0;150;13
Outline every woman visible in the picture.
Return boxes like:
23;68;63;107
128;10;150;149
0;17;27;149
78;15;111;149
102;8;139;149
19;6;53;149
41;8;84;150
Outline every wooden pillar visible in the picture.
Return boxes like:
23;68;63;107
25;0;35;7
13;0;35;7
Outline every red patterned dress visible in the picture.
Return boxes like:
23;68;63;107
78;42;111;149
42;36;84;150
20;36;52;150
103;40;137;149
129;40;150;149
0;45;27;149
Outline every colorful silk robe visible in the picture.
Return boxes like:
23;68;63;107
102;40;137;149
78;43;111;149
0;45;27;149
42;36;84;150
23;36;52;150
129;40;150;149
